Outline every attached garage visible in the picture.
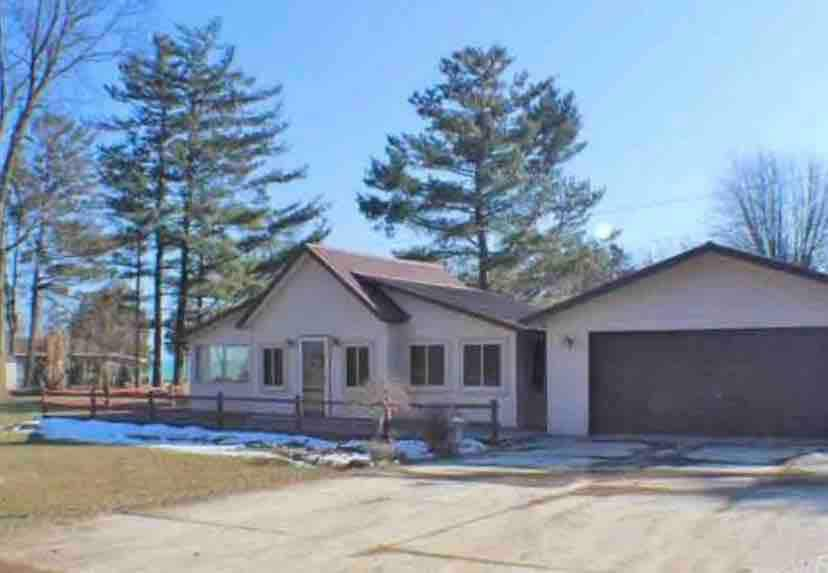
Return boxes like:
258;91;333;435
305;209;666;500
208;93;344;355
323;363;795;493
525;242;828;437
589;328;828;437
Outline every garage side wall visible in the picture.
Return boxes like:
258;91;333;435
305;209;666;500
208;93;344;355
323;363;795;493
532;252;828;435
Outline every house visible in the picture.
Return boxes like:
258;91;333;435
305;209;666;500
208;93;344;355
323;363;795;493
187;240;828;438
524;241;828;438
184;244;547;429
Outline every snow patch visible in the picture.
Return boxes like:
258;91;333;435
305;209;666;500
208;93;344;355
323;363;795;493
786;452;828;475
34;418;487;464
685;446;809;466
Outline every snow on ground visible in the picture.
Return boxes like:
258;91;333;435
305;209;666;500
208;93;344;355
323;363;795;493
37;418;338;450
33;418;487;463
684;445;811;465
152;444;282;459
785;452;828;475
538;440;650;459
453;450;600;470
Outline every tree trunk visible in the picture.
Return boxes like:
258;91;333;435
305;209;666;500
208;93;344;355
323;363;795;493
172;131;195;387
172;238;189;386
473;156;490;290
0;246;7;392
475;203;490;290
5;219;20;356
134;236;143;386
151;228;164;388
196;254;204;315
23;226;45;388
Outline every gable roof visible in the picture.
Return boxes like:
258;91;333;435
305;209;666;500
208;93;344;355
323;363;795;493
522;241;828;323
186;243;540;338
360;275;539;330
235;244;470;328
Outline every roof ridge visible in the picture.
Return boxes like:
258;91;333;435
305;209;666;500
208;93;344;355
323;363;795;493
354;271;471;289
307;243;447;269
521;240;828;323
359;273;538;309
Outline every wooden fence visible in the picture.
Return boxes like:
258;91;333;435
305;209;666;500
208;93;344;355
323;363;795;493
40;388;501;442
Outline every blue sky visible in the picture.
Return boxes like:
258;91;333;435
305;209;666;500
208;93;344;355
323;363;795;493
118;1;828;261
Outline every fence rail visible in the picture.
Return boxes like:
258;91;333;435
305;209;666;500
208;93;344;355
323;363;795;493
40;388;500;442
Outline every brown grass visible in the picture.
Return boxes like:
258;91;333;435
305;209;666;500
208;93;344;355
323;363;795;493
0;398;335;542
0;558;55;573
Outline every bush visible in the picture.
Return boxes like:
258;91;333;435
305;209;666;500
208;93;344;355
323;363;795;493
364;440;396;463
420;409;452;455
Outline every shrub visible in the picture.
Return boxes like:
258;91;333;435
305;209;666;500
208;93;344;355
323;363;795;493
347;379;412;441
364;440;396;463
420;409;452;455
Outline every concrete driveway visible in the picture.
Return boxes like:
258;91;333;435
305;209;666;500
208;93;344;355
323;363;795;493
4;463;828;573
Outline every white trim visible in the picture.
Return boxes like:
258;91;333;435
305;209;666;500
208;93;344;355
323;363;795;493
342;339;374;388
193;343;251;385
459;338;506;391
407;340;450;390
258;343;288;393
299;336;330;415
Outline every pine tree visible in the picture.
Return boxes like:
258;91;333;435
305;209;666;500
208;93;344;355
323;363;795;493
14;113;103;388
102;34;182;387
99;133;153;386
359;46;602;290
166;20;327;385
489;231;631;303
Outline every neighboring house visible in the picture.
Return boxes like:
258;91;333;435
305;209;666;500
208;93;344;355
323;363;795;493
184;244;547;429
525;242;828;438
11;337;146;390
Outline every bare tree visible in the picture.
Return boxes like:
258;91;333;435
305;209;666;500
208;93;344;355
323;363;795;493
0;0;146;388
713;152;828;269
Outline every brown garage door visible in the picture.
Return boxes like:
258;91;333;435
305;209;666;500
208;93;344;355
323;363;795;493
589;328;828;437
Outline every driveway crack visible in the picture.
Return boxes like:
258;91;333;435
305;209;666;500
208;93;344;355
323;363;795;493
117;510;291;536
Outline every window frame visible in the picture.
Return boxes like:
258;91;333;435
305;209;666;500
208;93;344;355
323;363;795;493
344;343;372;387
461;340;504;389
260;345;286;390
196;344;251;384
408;342;447;388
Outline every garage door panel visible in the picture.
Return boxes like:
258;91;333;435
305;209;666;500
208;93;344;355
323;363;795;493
589;329;828;437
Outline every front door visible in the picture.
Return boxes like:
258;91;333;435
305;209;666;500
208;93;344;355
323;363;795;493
300;338;327;417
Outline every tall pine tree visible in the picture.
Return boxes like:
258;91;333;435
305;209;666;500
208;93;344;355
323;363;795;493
102;34;182;387
15;113;103;387
359;46;602;289
99;132;153;385
103;21;328;386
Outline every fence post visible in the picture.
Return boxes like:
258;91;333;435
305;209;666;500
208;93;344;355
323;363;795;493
490;398;499;443
216;391;224;429
294;394;303;432
89;386;97;419
148;391;156;421
103;384;110;411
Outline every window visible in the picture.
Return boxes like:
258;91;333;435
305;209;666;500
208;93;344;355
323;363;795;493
262;347;283;387
463;343;501;387
410;344;445;386
198;345;250;383
345;345;371;387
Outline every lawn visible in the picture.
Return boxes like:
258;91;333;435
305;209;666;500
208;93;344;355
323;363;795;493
0;397;335;543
